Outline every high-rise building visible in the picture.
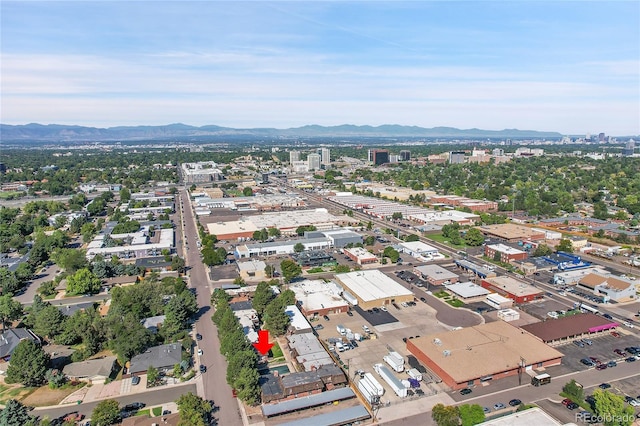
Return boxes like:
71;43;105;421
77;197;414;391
289;150;300;164
369;149;389;165
598;133;605;142
0;163;5;174
319;148;331;166
448;151;466;164
399;150;411;161
623;140;635;156
307;153;321;171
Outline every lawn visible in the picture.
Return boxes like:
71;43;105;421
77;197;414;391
152;407;162;416
270;342;284;359
446;299;465;308
135;409;151;417
0;384;36;404
306;267;324;274
425;233;468;249
20;383;85;407
433;290;449;298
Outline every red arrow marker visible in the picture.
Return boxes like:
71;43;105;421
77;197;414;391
253;330;274;355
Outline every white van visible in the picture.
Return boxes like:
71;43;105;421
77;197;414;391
336;325;347;336
336;342;345;352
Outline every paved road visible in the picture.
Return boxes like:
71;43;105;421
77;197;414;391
33;383;197;422
179;189;244;426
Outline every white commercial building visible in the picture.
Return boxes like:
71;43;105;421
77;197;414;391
285;305;313;334
307;153;321;171
397;241;440;260
553;267;610;285
344;247;378;265
319;148;331;166
497;309;520;322
289;150;300;164
334;270;414;310
181;162;224;183
486;293;514;309
444;282;490;301
289;280;349;316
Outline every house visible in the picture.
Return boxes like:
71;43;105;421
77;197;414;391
0;328;40;361
57;302;95;317
102;275;139;288
128;343;183;375
62;356;118;384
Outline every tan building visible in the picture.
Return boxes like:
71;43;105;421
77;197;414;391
406;321;564;390
237;260;267;282
477;224;545;243
334;270;414;310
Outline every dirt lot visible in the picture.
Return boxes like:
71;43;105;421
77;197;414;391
21;384;85;407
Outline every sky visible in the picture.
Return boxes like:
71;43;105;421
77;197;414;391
1;1;639;135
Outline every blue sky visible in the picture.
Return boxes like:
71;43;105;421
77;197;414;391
1;1;638;134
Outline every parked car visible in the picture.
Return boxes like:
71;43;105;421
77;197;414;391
599;383;611;389
131;375;140;386
607;361;617;368
460;388;472;395
63;412;84;422
574;340;585;348
611;331;621;338
614;349;626;356
197;348;203;356
196;333;202;341
562;398;573;406
123;402;146;412
509;399;522;407
595;363;607;370
313;324;324;331
603;313;613;320
567;402;579;410
346;310;353;317
323;315;330;321
625;357;637;363
380;306;388;312
483;407;491;414
493;403;506;410
582;339;593;345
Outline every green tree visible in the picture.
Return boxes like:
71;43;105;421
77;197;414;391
242;186;254;197
0;399;34;426
66;268;101;295
366;221;373;230
226;350;257;386
432;403;461;426
264;298;290;336
563;379;584;402
383;246;399;263
33;305;66;339
493;251;502;262
6;340;50;386
171;256;186;274
532;244;553;257
363;235;375;246
0;294;23;331
459;404;485;426
463;228;484;246
235;366;261;405
556;239;574;253
404;234;420;242
176;392;212;426
593;201;609;220
14;262;34;284
391;212;403;220
51;248;87;273
593;389;634;426
147;365;159;385
252;281;275;316
280;259;302;283
46;368;67;389
267;228;281;237
293;243;305;253
119;187;131;202
91;399;121;426
295;225;317;236
334;264;350;273
0;268;20;295
264;264;275;278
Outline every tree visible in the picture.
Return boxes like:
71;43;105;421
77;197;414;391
493;251;502;262
46;368;67;389
171;256;186;274
33;305;66;339
293;243;305;253
532;244;552;257
404;234;420;242
252;281;275;316
6;340;50;386
459;404;485;426
383;246;399;263
0;294;23;331
66;268;101;295
51;248;87;273
242;186;254;197
176;392;212;426
280;259;302;283
334;264;350;273
264;264;275;278
264;298;290;336
91;399;121;426
463;228;484;246
363;235;375;246
391;212;403;220
556;239;574;253
119;187;131;202
593;389;634;426
0;399;34;426
235;366;261;405
226;350;257;386
268;227;281;237
14;262;34;284
563;379;584;402
0;268;20;295
295;225;316;236
147;365;159;385
432;403;461;426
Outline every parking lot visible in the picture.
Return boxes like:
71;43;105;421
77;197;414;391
521;298;575;320
556;330;640;372
313;301;451;404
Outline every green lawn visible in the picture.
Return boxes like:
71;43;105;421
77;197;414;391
270;342;283;359
434;290;449;298
135;409;150;417
152;407;162;416
425;233;468;249
446;299;465;308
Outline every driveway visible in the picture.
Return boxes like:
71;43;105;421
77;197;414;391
419;291;483;328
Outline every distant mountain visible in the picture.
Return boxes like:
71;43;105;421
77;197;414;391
0;122;563;142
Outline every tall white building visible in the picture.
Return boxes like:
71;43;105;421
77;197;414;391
320;148;331;166
307;153;321;171
289;150;300;164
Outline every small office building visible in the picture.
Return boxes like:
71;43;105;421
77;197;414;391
335;270;414;310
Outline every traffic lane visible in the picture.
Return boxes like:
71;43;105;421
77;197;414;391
33;383;197;422
181;189;243;426
15;264;61;304
536;399;580;425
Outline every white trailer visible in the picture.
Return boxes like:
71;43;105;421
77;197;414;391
363;372;384;396
342;291;358;306
383;351;405;372
407;368;423;382
357;380;378;405
374;363;408;398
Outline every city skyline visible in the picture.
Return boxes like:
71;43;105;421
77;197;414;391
1;1;639;135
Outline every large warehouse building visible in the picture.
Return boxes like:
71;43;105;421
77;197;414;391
480;276;543;304
406;321;564;390
334;270;414;310
477;224;545;243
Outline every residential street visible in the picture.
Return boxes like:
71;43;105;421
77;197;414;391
179;189;245;426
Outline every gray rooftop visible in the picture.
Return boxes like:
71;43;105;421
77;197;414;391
129;343;183;374
62;356;117;379
261;387;356;417
0;328;39;359
277;404;369;426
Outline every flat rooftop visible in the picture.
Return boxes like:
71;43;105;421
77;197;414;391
408;321;564;384
399;241;439;253
483;276;542;297
478;224;544;240
335;270;412;302
521;313;618;342
479;407;564;426
207;219;257;236
445;282;489;298
487;243;526;255
290;280;348;312
414;265;459;281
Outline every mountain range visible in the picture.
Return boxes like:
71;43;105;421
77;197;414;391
0;123;563;142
